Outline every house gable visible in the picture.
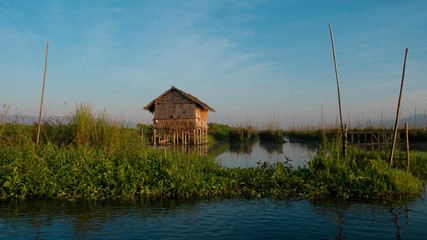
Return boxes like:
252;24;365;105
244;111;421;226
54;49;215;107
144;86;215;114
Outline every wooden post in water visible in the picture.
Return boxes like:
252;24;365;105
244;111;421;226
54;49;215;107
344;124;348;157
414;105;417;129
424;108;426;130
390;48;408;168
329;24;345;155
405;122;410;170
173;132;176;145
320;105;327;144
36;41;49;147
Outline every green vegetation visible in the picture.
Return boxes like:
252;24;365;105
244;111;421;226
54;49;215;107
229;127;256;142
286;129;339;143
258;129;286;143
409;129;427;143
208;123;257;142
286;128;427;143
1;104;426;201
1;103;141;150
208;123;230;141
1;141;424;201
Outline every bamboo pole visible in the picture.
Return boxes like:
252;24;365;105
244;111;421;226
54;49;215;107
405;123;410;170
36;41;49;147
424;108;426;130
414;105;416;129
329;24;345;155
390;48;409;168
344;124;348;157
321;105;327;144
329;24;344;132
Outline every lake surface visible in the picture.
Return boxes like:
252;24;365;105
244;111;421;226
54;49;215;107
215;138;318;168
1;139;427;239
1;196;426;239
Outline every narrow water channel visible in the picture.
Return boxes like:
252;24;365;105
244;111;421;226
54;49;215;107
1;194;426;239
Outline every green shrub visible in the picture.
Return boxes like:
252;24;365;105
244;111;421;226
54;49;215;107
229;127;255;142
259;129;285;143
208;123;230;141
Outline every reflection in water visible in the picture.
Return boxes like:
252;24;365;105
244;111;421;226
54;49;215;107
307;197;423;240
229;142;253;155
1;196;427;239
154;138;318;169
215;138;318;168
259;142;284;154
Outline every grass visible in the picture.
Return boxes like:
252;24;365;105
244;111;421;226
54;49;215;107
0;103;426;201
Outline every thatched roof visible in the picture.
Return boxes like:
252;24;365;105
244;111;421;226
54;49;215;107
144;86;216;113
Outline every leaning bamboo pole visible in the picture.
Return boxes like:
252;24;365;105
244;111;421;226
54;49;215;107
36;41;49;147
329;24;345;155
390;48;409;168
329;24;344;131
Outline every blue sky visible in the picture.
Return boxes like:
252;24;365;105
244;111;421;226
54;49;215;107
1;0;426;128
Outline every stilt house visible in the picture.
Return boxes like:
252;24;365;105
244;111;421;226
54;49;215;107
144;86;215;145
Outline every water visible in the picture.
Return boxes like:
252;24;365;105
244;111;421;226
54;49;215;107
1;140;427;239
215;138;317;168
1;196;426;239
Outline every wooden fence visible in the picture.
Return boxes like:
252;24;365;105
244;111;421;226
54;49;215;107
343;123;410;167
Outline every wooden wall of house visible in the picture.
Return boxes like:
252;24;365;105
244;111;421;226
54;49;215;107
194;107;209;129
154;91;197;120
201;109;208;128
154;103;195;120
155;119;196;130
151;90;209;130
